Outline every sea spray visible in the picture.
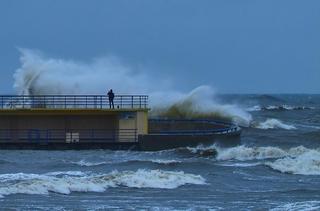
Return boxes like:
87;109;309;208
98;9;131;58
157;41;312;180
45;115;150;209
151;86;252;126
13;49;252;125
13;48;155;95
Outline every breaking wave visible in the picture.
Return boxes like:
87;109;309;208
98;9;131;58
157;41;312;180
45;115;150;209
186;145;218;157
215;145;287;161
246;105;315;112
266;149;320;175
0;169;206;198
68;160;109;167
12;49;252;126
186;145;320;175
254;118;296;130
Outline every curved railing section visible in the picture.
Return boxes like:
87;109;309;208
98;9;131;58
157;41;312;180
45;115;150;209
148;118;241;135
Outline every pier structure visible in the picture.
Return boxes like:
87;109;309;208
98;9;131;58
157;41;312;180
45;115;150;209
0;94;241;150
0;95;148;149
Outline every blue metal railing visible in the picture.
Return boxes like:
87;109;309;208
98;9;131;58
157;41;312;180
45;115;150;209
0;95;148;109
148;118;240;135
0;129;138;143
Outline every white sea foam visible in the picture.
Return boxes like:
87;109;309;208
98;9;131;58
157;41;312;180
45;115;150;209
12;49;252;126
255;118;296;130
270;201;320;211
0;169;206;197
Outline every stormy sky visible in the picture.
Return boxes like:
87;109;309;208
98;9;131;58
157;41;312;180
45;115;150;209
0;0;319;94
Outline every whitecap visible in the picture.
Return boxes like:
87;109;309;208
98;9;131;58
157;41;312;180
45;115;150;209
217;162;261;167
266;149;320;175
255;118;296;130
68;160;109;167
215;145;287;161
246;105;262;112
0;169;206;198
150;159;182;164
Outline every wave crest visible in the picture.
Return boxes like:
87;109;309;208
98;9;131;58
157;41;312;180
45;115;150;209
0;169;206;197
68;159;181;166
246;105;315;112
186;145;320;175
254;118;296;130
266;149;320;175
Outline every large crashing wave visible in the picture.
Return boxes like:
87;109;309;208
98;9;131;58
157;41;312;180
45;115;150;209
0;169;206;198
186;145;320;175
13;49;252;126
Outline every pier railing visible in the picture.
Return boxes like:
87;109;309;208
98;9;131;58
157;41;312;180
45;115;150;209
0;95;148;109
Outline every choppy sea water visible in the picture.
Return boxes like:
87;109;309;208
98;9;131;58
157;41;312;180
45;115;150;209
1;94;320;211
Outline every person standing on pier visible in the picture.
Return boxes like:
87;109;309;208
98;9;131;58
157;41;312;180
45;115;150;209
107;89;115;109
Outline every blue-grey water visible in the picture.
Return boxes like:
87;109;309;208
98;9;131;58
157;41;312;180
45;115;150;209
1;94;320;210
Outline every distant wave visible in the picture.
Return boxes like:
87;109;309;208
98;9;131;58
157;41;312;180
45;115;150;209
246;105;315;112
186;145;320;175
0;169;206;198
214;145;288;161
0;159;12;165
186;145;218;157
254;118;296;130
68;159;181;167
67;160;110;167
149;159;182;164
217;162;261;167
296;124;320;130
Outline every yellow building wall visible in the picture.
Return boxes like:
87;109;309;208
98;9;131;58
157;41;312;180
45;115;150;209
136;111;148;135
118;111;148;142
0;109;149;143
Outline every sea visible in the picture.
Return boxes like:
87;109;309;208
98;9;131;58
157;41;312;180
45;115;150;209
0;94;319;211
